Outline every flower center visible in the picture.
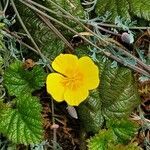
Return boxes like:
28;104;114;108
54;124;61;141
61;71;83;90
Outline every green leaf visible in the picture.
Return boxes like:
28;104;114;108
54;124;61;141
0;94;43;144
16;0;84;59
87;120;139;150
128;0;150;21
78;90;104;133
99;63;139;119
108;143;142;150
76;47;140;133
4;61;46;96
95;0;150;21
87;130;116;150
16;1;65;60
107;119;139;144
0;23;5;29
45;0;85;35
0;100;8;109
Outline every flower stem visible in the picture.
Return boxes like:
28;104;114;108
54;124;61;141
51;99;57;150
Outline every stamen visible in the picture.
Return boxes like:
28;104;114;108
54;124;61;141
61;71;83;90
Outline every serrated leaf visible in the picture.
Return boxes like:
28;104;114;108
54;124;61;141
100;63;139;119
95;0;150;21
4;61;46;96
0;94;43;144
87;130;116;150
78;90;104;133
45;0;85;35
107;119;139;144
88;120;139;150
0;100;9;109
76;47;140;133
108;142;142;150
16;1;65;60
16;0;84;59
44;0;84;20
128;0;150;21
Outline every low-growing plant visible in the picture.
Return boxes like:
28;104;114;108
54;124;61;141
0;0;149;149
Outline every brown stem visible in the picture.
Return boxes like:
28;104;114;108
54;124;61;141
51;99;57;150
11;0;53;71
18;0;150;76
23;0;150;74
37;14;74;52
3;28;38;54
97;23;150;30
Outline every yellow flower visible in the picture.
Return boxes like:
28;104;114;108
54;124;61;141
46;54;99;106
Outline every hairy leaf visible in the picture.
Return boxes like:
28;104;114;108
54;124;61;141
16;0;84;59
128;0;150;21
45;0;84;32
107;119;139;144
88;120;139;150
108;143;142;150
16;1;65;60
87;130;116;150
4;61;46;96
78;90;104;132
76;47;140;133
95;0;150;21
0;94;43;144
0;23;5;29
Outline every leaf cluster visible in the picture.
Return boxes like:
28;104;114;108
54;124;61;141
0;61;47;144
87;119;140;150
15;0;84;60
76;47;140;133
95;0;150;21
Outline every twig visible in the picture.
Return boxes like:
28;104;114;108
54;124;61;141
51;99;57;150
23;0;150;74
3;28;39;54
148;30;150;63
3;0;9;14
10;0;41;56
131;113;150;123
22;0;150;72
95;25;121;36
23;0;71;19
17;0;150;76
97;50;150;76
18;0;107;48
10;0;53;71
37;14;74;52
113;46;150;74
23;0;107;44
97;23;150;30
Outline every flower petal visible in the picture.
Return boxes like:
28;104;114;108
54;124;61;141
78;56;99;90
64;86;89;106
52;54;78;76
46;73;65;102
